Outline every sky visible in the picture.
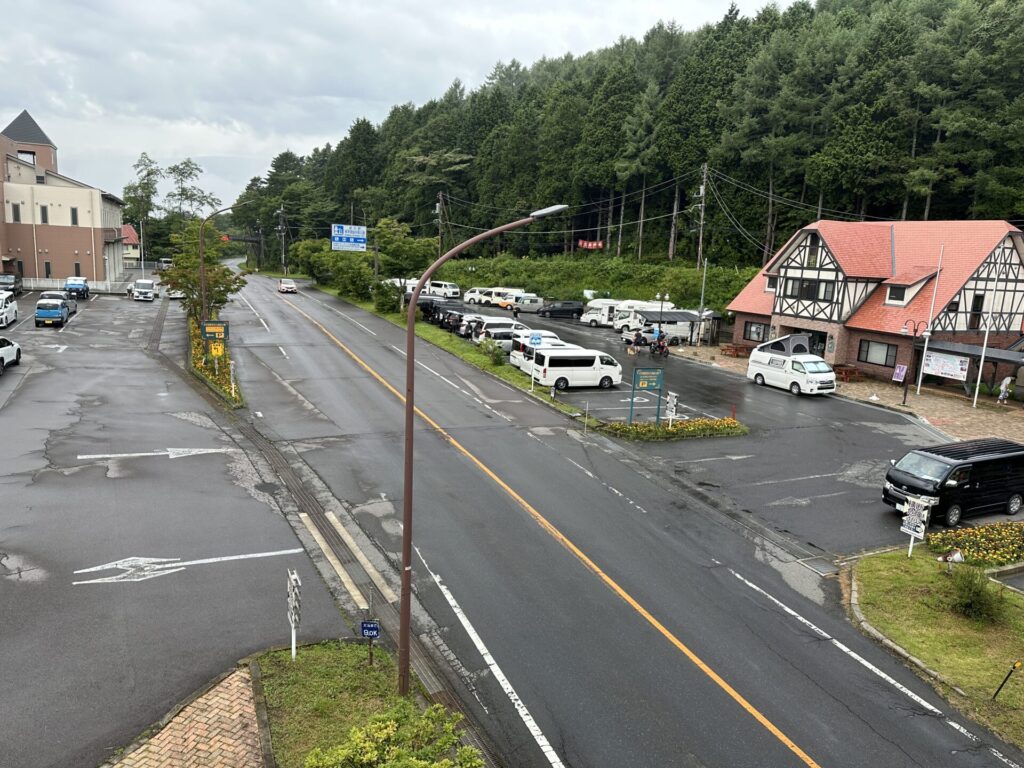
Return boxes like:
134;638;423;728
1;0;789;211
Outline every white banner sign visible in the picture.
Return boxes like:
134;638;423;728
921;350;970;381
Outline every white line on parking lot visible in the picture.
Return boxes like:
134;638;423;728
239;294;270;330
729;567;1023;768
11;316;32;331
750;472;842;486
57;310;84;333
278;345;289;359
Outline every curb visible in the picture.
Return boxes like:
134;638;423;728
847;563;967;697
249;660;278;768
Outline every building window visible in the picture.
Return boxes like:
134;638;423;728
858;339;898;368
743;321;770;342
74;262;81;277
40;205;49;224
35;175;45;184
44;261;52;278
18;150;35;165
16;260;24;276
766;276;777;292
784;278;834;303
945;299;959;313
807;232;820;268
11;203;20;223
968;294;985;330
817;281;835;302
71;207;79;226
887;286;906;303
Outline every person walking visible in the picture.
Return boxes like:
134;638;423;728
998;375;1013;405
512;303;520;322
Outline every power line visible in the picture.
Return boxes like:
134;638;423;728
706;176;767;253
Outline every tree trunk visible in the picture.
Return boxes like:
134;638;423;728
596;197;604;242
816;188;824;220
667;181;680;261
606;188;614;245
761;171;774;265
923;182;933;220
616;187;626;258
636;176;647;261
901;108;920;220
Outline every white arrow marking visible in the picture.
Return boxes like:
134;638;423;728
73;548;304;584
621;396;650;403
39;344;68;352
675;454;755;464
77;448;236;461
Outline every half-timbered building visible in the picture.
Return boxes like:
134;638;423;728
728;220;1024;379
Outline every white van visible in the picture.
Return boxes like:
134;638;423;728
424;280;460;298
0;290;17;328
532;348;622;390
514;295;545;313
747;346;836;396
513;340;580;370
472;318;530;343
508;330;560;368
481;287;525;306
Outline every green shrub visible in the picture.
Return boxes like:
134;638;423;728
334;258;374;300
479;337;506;366
373;282;402;313
950;566;1005;623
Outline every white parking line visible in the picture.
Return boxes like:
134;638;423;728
729;567;1022;768
57;310;84;334
239;294;270;330
10;317;32;331
278;345;289;359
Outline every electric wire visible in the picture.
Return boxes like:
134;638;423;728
706;176;767;253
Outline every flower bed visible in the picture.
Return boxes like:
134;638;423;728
598;417;748;441
189;318;243;407
928;521;1024;567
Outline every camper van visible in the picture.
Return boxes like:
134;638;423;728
531;348;622;390
746;335;836;395
579;299;621;327
612;301;676;333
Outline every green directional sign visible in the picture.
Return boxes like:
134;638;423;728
201;321;229;340
634;368;663;390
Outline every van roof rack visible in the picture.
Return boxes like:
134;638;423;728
920;438;1024;462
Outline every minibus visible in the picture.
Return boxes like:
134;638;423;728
532;348;622;390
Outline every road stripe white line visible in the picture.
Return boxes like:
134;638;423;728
278;345;289;359
239;294;270;330
416;546;565;767
729;567;1023;768
324;511;398;603
750;472;842;486
11;317;32;331
57;310;83;333
298;513;368;610
335;310;377;335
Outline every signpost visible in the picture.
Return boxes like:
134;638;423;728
361;619;381;665
629;367;664;425
209;340;225;358
529;332;543;393
666;391;679;427
287;569;302;660
898;495;933;558
331;224;368;252
200;321;229;340
892;364;907;384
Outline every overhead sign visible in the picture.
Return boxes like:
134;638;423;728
201;320;229;340
922;351;969;381
331;223;368;252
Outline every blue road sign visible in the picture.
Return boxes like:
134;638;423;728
331;223;368;252
529;333;543;347
360;620;380;639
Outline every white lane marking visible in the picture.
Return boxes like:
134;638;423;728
239;294;270;330
750;472;842;486
729;567;1023;768
676;455;755;464
299;512;368;610
298;291;377;335
77;448;235;461
57;310;84;333
254;411;263;418
416;547;565;767
11;316;32;331
278;345;289;359
390;345;467;391
325;511;398;603
90;294;99;302
532;433;648;515
73;548;303;584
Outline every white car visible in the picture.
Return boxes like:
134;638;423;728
0;335;22;374
278;279;297;293
463;287;488;304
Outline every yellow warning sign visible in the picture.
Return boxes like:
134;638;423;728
209;341;225;357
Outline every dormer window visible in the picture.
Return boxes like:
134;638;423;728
887;286;906;303
766;276;777;292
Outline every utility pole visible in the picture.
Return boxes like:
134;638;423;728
667;181;680;261
696;162;708;270
257;226;264;271
276;207;286;275
139;219;146;277
436;192;443;260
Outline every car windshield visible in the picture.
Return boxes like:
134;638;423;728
0;275;15;284
894;452;949;483
66;278;85;285
804;361;833;373
137;281;154;289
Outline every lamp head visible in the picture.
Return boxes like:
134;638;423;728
530;204;568;219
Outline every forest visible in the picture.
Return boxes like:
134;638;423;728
134;0;1024;277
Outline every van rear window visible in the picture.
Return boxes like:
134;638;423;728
549;356;597;367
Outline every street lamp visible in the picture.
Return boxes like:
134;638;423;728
198;200;256;322
900;320;930;406
398;203;567;695
655;292;669;338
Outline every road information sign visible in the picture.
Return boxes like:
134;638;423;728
209;341;225;358
529;333;543;347
287;569;302;660
200;321;229;340
331;223;368;252
898;495;933;557
629;367;665;425
361;619;381;664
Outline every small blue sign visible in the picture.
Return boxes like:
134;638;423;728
360;620;380;639
529;333;543;347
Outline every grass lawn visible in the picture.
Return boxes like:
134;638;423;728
259;641;400;768
856;551;1024;748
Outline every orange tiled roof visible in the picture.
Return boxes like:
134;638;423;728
122;224;139;246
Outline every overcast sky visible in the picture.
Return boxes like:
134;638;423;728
2;0;787;211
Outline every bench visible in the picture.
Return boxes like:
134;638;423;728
720;344;753;358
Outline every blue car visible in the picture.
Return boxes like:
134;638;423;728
35;298;69;328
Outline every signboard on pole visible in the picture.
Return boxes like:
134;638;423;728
922;351;970;381
209;340;225;358
629;367;665;425
892;364;908;384
361;619;380;665
287;569;302;660
201;321;229;340
331;224;368;252
898;495;933;557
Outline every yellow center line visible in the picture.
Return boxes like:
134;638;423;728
282;297;822;768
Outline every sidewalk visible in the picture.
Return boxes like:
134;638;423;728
674;344;1023;442
106;668;265;768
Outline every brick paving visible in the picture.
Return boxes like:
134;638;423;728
675;344;1023;442
110;668;264;768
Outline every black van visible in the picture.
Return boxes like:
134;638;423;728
883;438;1024;527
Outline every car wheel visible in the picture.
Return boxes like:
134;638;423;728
573;311;582;319
754;373;765;386
0;360;4;376
669;337;680;346
554;377;569;391
789;382;801;395
945;504;963;527
599;376;613;389
14;350;21;366
1008;493;1022;516
35;322;41;328
589;320;598;327
540;311;549;318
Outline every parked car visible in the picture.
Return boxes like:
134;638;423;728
131;279;158;301
0;335;21;374
0;291;17;328
513;295;545;313
463;288;488;304
531;348;622;390
39;291;76;315
746;335;835;396
538;300;584;319
166;287;185;299
35;298;70;327
63;276;89;300
423;280;460;298
496;290;530;309
883;438;1024;527
472;318;531;342
0;273;23;296
479;328;516;353
154;258;173;272
278;278;298;293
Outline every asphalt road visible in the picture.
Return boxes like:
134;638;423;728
226;278;1024;768
0;291;345;768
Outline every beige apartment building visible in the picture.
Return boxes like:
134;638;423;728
1;110;124;286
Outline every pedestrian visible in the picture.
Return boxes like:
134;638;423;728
998;375;1013;405
512;304;520;322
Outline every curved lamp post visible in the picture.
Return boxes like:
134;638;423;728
900;320;929;406
198;200;256;322
656;292;669;338
398;204;567;695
